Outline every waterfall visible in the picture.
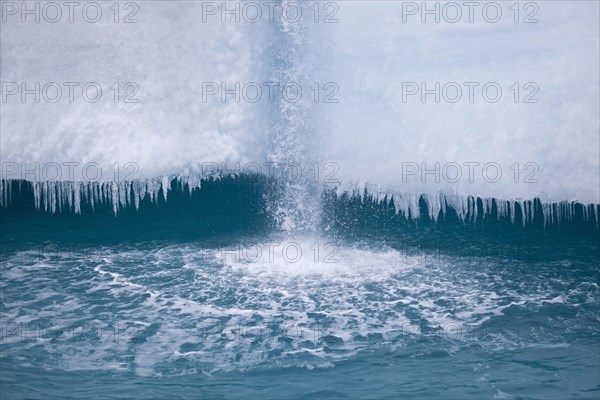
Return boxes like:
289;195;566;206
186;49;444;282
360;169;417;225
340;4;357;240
265;0;320;233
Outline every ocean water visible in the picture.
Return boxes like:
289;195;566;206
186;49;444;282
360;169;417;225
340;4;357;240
1;180;598;399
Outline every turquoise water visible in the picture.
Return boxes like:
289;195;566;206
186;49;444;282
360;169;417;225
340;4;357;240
1;180;598;399
1;238;598;399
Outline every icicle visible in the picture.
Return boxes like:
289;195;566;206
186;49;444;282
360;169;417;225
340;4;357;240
390;195;398;215
93;182;99;209
394;193;416;219
440;193;447;217
111;182;118;215
459;195;467;222
99;182;106;205
422;193;441;221
132;181;140;210
508;200;514;224
529;200;535;225
1;180;11;207
517;199;524;226
42;182;46;212
74;182;81;214
161;175;170;202
483;197;491;219
56;182;63;213
568;201;573;222
410;193;419;220
1;180;5;207
542;203;550;227
496;199;503;220
89;182;95;210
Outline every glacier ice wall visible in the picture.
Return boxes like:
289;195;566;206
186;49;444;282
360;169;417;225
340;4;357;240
0;1;270;177
1;1;599;208
314;1;600;204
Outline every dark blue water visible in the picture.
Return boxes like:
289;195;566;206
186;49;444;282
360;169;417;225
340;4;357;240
1;178;598;399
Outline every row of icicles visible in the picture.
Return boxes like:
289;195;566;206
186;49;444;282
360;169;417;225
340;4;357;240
0;178;598;227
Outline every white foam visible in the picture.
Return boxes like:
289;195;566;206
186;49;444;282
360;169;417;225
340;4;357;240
1;242;595;375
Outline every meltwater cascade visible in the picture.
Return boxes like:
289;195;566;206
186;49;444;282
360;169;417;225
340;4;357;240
264;0;320;233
